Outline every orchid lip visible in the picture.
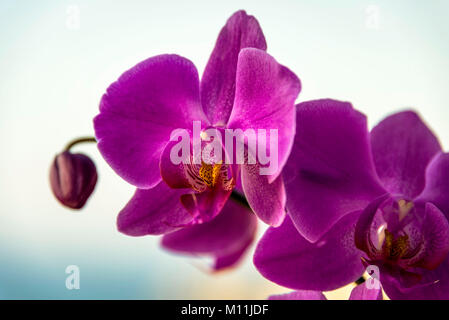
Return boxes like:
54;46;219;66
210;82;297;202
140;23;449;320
360;196;449;279
184;160;235;192
367;198;423;266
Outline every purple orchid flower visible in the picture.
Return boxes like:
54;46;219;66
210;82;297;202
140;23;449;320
254;99;449;299
93;11;300;270
269;282;383;300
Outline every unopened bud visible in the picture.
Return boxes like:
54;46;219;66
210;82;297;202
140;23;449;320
50;151;97;209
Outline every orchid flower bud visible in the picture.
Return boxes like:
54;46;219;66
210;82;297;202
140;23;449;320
50;151;97;209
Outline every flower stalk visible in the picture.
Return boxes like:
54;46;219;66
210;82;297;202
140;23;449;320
64;136;97;152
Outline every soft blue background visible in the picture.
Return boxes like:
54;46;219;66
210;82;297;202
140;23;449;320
0;0;448;299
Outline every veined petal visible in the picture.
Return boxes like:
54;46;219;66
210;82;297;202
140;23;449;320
354;195;391;255
94;54;208;189
254;212;365;291
159;139;192;189
227;48;301;181
117;182;194;236
201;10;267;125
284;100;386;243
370;111;441;199
161;197;257;271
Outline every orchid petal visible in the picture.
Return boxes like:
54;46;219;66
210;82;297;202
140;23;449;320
370;111;441;198
254;212;365;291
227;48;301;181
416;152;449;219
94;54;208;188
241;163;286;227
117;182;193;236
284;99;385;242
201;10;267;125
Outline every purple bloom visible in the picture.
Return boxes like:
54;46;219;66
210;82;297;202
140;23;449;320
268;283;383;300
93;11;300;269
254;99;449;299
49;151;97;209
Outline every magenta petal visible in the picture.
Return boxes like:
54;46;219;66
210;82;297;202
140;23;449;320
117;182;194;236
349;284;383;300
94;54;208;189
370;111;441;198
254;212;365;291
416;152;449;218
161;197;257;271
159;140;192;189
227;48;301;181
354;195;391;255
268;291;327;300
284;100;386;242
201;10;267;125
241;163;286;227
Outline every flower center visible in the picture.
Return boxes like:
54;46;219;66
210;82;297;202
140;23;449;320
382;229;409;261
184;161;234;192
373;198;417;264
363;197;422;269
199;161;223;188
182;126;235;193
357;195;449;289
